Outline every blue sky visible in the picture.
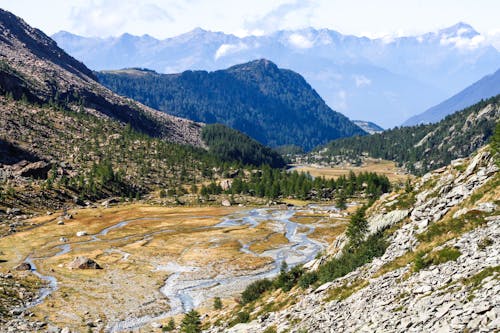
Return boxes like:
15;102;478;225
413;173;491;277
1;0;500;45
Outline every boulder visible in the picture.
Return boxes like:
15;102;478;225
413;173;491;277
221;199;231;207
68;256;101;270
76;231;87;237
17;161;52;179
220;179;233;190
14;262;32;271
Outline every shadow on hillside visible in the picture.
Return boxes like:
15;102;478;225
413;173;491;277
0;139;39;165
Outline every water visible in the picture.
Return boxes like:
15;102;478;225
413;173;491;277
19;205;331;332
109;206;326;332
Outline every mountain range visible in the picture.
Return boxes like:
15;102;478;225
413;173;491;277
52;23;500;127
96;61;365;151
0;9;283;209
312;95;500;174
403;67;500;125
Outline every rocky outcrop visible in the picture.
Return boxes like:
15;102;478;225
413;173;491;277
67;257;101;270
14;263;32;271
0;9;204;147
16;161;52;179
208;148;499;333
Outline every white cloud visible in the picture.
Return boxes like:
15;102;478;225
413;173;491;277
214;42;249;60
353;75;371;88
288;33;314;48
335;90;348;111
69;0;173;37
440;34;486;49
243;0;316;35
485;29;500;50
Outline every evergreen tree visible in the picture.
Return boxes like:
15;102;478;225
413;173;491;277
213;297;222;310
180;310;201;333
346;207;368;248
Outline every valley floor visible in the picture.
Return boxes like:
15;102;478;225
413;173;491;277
0;202;349;332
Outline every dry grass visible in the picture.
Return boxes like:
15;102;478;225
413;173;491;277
309;223;347;244
0;202;349;330
291;158;412;182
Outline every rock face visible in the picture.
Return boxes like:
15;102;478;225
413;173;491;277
16;161;52;179
14;262;32;271
208;148;500;333
0;8;204;147
68;257;101;270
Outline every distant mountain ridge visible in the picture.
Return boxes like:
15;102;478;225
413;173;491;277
97;60;366;151
309;95;500;175
53;23;500;127
403;68;500;126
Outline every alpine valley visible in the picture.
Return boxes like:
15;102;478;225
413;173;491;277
0;7;499;333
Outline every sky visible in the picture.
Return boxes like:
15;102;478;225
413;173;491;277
1;0;500;46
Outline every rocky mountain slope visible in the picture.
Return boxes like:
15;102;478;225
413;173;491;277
53;23;500;127
96;61;365;150
403;67;500;126
0;9;203;146
308;95;500;174
208;145;499;333
352;120;384;134
0;9;284;217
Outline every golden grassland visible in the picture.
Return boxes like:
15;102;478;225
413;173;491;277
291;158;412;183
0;202;348;330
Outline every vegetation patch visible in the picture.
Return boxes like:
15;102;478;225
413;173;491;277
241;279;274;305
325;279;369;302
413;246;461;272
416;210;487;243
462;266;500;290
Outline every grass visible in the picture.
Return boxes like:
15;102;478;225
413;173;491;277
376;209;490;277
413;246;461;272
262;326;277;333
324;279;369;302
289;158;411;182
462;266;500;290
1;204;312;330
416;210;487;243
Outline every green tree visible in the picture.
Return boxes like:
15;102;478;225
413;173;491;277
180;310;201;333
346;207;368;248
163;318;175;332
213;297;222;310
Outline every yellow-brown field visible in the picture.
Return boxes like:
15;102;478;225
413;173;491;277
0;203;346;331
291;158;412;183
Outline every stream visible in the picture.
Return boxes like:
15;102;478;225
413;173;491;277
18;206;333;332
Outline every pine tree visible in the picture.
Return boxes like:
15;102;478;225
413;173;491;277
346;207;368;248
180;310;201;333
213;297;222;310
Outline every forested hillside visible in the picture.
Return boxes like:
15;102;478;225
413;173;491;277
97;60;365;150
201;124;285;168
309;95;500;174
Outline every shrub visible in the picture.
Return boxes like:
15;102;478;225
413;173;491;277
241;279;274;304
298;271;318;289
213;297;222;310
235;311;250;323
275;265;304;292
478;237;494;250
318;231;388;283
163;318;175;332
